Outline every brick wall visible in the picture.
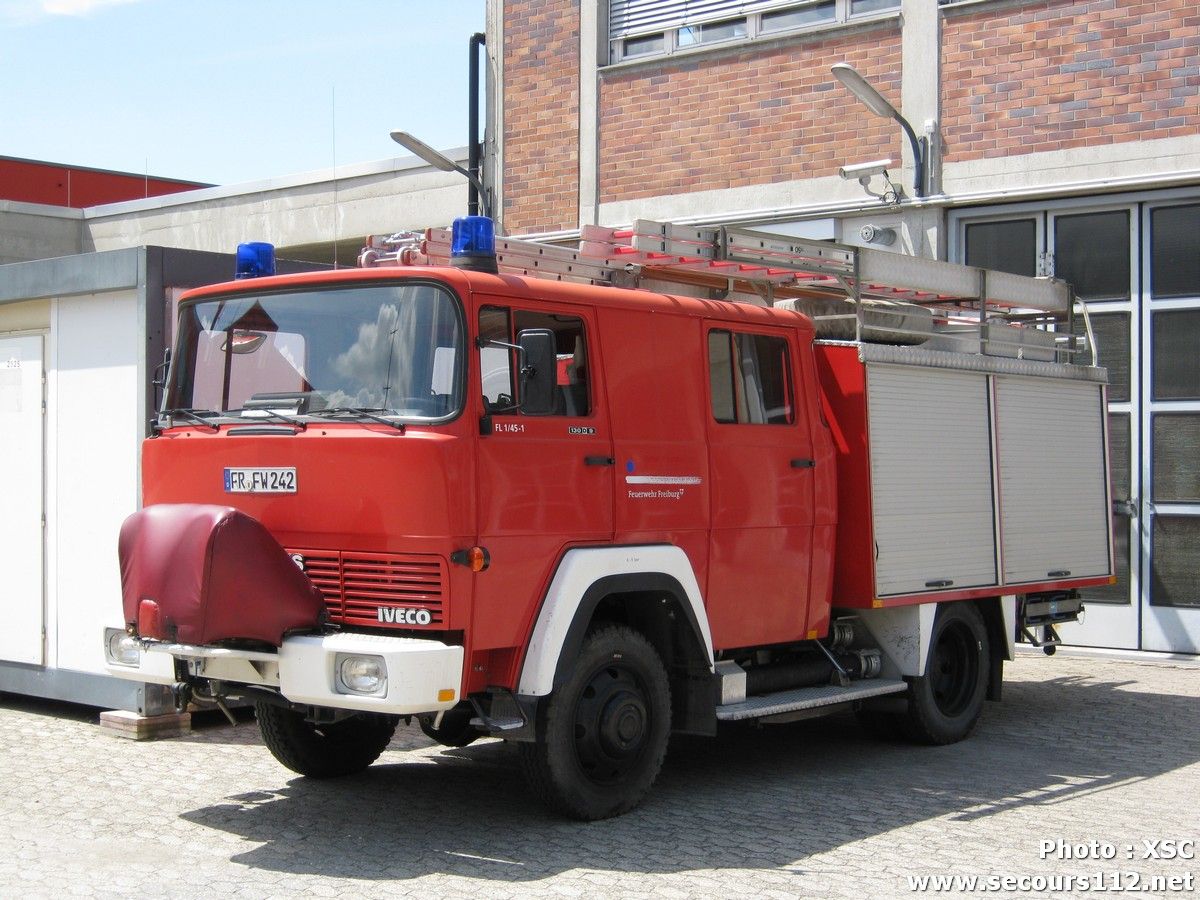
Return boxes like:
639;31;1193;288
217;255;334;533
599;27;902;205
503;0;580;234
942;0;1200;162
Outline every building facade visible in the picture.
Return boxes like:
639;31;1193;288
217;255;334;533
488;0;1200;653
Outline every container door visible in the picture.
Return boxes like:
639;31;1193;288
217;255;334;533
0;333;45;665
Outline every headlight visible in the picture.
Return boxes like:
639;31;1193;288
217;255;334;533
335;654;387;697
104;628;141;667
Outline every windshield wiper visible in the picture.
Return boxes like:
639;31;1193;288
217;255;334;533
237;408;307;431
312;407;406;433
160;408;222;432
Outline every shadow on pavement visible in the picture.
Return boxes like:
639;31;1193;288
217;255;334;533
177;671;1200;883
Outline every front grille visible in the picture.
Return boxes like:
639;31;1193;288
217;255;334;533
288;549;447;628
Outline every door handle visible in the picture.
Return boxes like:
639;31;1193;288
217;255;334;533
585;456;615;466
790;458;815;469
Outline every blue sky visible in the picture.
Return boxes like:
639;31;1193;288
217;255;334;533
0;0;485;185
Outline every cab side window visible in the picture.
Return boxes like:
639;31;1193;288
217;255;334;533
479;306;515;409
708;329;793;425
478;306;591;416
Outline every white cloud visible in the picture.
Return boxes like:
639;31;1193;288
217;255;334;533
43;0;141;13
1;0;143;24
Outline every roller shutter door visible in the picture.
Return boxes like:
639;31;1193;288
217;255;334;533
994;376;1111;584
867;365;998;596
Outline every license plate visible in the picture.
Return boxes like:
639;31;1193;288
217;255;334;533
223;467;297;493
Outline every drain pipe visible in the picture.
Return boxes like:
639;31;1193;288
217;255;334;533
468;32;486;217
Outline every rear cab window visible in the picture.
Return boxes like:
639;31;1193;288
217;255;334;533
707;329;794;425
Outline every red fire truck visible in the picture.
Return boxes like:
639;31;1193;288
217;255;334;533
106;217;1113;820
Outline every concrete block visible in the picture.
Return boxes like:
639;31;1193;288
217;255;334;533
98;709;191;741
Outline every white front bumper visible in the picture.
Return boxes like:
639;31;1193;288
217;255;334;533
104;630;465;716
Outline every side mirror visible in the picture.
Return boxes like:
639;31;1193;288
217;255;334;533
517;328;556;416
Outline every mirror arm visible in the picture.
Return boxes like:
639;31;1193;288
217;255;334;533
476;336;524;357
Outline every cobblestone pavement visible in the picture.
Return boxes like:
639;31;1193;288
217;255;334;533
1;653;1198;899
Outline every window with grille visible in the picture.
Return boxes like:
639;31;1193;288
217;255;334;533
608;0;899;64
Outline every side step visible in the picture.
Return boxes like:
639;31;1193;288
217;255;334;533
715;678;909;722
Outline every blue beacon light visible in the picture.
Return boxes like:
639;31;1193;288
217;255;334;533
235;242;277;279
450;216;498;274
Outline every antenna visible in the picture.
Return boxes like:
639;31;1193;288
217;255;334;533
331;85;340;269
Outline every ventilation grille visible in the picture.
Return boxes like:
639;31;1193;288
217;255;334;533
288;549;447;628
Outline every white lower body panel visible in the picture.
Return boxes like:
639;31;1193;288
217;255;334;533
105;631;464;716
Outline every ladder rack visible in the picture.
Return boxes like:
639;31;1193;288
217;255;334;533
359;218;1088;364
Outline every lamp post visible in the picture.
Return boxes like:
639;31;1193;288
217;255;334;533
389;130;492;218
831;63;927;199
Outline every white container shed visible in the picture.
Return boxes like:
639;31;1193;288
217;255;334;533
0;247;322;714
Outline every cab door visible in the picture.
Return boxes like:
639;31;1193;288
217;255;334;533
471;300;614;654
704;325;815;650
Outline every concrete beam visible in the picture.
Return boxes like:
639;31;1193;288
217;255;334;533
0;247;141;305
0;201;83;264
578;0;602;228
943;135;1200;199
82;156;470;257
901;0;941;197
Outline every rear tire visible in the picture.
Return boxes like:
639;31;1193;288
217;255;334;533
904;602;989;745
255;701;398;778
519;625;671;820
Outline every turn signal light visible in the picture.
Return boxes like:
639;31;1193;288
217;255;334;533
451;546;491;572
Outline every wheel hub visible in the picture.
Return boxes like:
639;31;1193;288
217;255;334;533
930;620;978;717
573;664;652;783
598;690;647;755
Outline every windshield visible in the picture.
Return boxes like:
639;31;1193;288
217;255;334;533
167;282;464;421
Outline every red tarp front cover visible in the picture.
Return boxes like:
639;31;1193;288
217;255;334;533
118;504;326;646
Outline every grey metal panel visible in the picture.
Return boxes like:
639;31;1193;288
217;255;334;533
857;248;982;301
856;341;1108;383
715;678;908;721
0;248;141;305
0;661;174;715
987;269;1072;312
857;248;1071;312
995;377;1111;584
868;365;998;596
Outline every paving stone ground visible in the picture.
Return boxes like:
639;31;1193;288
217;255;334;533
1;652;1198;899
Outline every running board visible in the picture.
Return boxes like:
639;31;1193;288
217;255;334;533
715;678;909;722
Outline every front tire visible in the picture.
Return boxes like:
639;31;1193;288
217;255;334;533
255;702;398;778
519;626;671;820
904;602;989;745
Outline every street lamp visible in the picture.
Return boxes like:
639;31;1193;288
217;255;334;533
389;129;492;218
831;63;927;198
